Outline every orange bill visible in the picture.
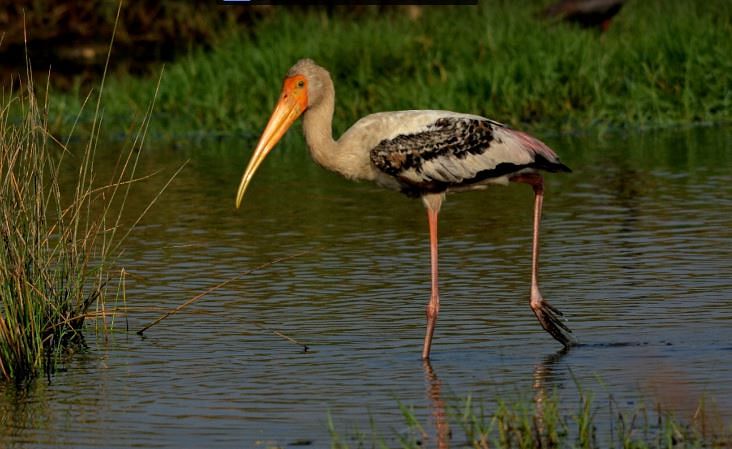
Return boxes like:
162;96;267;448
235;75;308;208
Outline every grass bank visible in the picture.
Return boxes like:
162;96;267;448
0;0;267;91
49;0;732;139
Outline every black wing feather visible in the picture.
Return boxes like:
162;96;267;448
370;117;497;178
370;117;569;195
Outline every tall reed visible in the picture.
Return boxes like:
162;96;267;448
0;9;163;381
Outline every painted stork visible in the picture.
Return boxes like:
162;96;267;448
542;0;626;32
236;59;574;359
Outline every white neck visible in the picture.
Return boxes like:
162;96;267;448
302;82;337;167
301;75;377;183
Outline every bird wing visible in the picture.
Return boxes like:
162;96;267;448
370;116;569;194
543;0;623;17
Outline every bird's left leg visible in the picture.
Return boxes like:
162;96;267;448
512;173;574;348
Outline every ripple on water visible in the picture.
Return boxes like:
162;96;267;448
2;128;731;448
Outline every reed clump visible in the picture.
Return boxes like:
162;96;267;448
0;54;159;381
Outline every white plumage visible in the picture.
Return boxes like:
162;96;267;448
236;59;575;359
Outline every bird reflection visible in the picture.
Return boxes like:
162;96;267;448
533;348;570;448
419;349;571;449
422;360;451;449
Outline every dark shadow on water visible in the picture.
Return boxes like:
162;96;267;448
573;341;653;348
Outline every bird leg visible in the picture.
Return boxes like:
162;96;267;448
512;173;574;348
422;194;442;359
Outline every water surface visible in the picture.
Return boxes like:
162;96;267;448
1;126;731;448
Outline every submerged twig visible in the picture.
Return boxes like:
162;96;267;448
253;321;310;353
136;250;313;340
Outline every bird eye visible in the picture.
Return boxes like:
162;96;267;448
297;80;305;88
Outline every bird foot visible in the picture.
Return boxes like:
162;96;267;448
531;297;575;348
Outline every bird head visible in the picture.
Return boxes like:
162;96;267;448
235;59;329;208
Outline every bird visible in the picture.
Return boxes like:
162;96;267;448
235;59;574;360
541;0;626;32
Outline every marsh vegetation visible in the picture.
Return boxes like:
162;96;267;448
0;1;730;446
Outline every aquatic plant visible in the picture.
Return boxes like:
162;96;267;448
329;390;731;449
0;8;169;382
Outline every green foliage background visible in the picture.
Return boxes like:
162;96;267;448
45;0;731;139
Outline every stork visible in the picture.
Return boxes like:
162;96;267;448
236;59;574;359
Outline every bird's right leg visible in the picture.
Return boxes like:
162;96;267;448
512;173;574;348
422;194;443;360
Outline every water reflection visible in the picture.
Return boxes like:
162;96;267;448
1;381;50;443
1;126;731;448
532;349;569;449
421;348;570;449
423;361;450;449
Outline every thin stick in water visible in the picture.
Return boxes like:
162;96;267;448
253;321;309;353
136;250;312;338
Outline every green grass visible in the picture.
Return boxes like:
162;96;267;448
48;0;732;140
328;391;730;449
0;23;167;382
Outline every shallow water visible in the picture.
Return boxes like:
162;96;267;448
1;126;731;448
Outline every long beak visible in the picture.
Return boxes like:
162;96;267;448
235;79;307;208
